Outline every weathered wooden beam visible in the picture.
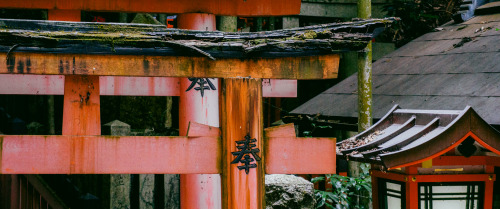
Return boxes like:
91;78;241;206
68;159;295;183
0;135;221;174
0;53;339;79
221;78;264;209
264;124;336;174
178;15;222;209
0;0;301;16
0;18;395;58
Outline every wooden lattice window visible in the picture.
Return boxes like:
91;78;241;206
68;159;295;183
379;179;406;209
419;182;484;209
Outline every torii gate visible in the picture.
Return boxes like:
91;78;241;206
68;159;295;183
0;2;393;208
0;2;301;208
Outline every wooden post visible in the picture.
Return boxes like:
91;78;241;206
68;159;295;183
177;13;221;209
48;10;102;136
356;0;373;134
405;180;418;209
62;76;100;135
352;0;372;206
47;9;82;136
485;177;494;209
221;78;264;209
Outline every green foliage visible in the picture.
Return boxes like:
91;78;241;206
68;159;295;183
302;121;332;137
313;164;372;209
380;0;462;46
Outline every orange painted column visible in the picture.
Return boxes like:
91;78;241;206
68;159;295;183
177;13;221;209
62;75;100;135
485;177;494;209
405;179;418;209
47;10;100;136
221;78;264;209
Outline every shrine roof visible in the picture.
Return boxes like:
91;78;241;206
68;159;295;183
0;18;395;59
337;105;500;170
290;7;500;125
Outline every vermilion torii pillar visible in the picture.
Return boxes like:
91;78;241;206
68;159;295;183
177;13;222;209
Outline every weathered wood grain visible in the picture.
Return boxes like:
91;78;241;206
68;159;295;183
0;52;340;79
220;78;264;209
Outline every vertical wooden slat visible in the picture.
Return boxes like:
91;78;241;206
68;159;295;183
1;174;14;209
21;176;27;209
28;182;33;209
10;175;19;209
221;78;264;209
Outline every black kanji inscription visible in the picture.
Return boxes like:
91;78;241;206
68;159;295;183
231;134;261;174
185;78;216;97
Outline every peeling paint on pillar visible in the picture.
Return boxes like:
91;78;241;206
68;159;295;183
62;75;100;135
177;13;221;209
221;78;264;209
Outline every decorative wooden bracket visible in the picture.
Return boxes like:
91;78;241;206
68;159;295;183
264;123;336;174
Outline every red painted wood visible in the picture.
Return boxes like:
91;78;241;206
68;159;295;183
406;181;418;209
0;135;221;174
221;78;264;209
178;13;216;32
177;13;221;209
431;156;500;167
0;0;301;16
264;123;296;138
370;170;407;182
0;75;292;97
265;137;336;174
262;79;297;98
0;75;64;95
0;75;181;96
264;123;335;174
48;9;80;21
99;76;181;96
411;174;495;182
485;179;494;209
62;75;101;135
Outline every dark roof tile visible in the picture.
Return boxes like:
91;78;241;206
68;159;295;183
291;12;500;125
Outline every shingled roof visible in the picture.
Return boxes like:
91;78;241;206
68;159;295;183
290;2;500;125
337;105;500;170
